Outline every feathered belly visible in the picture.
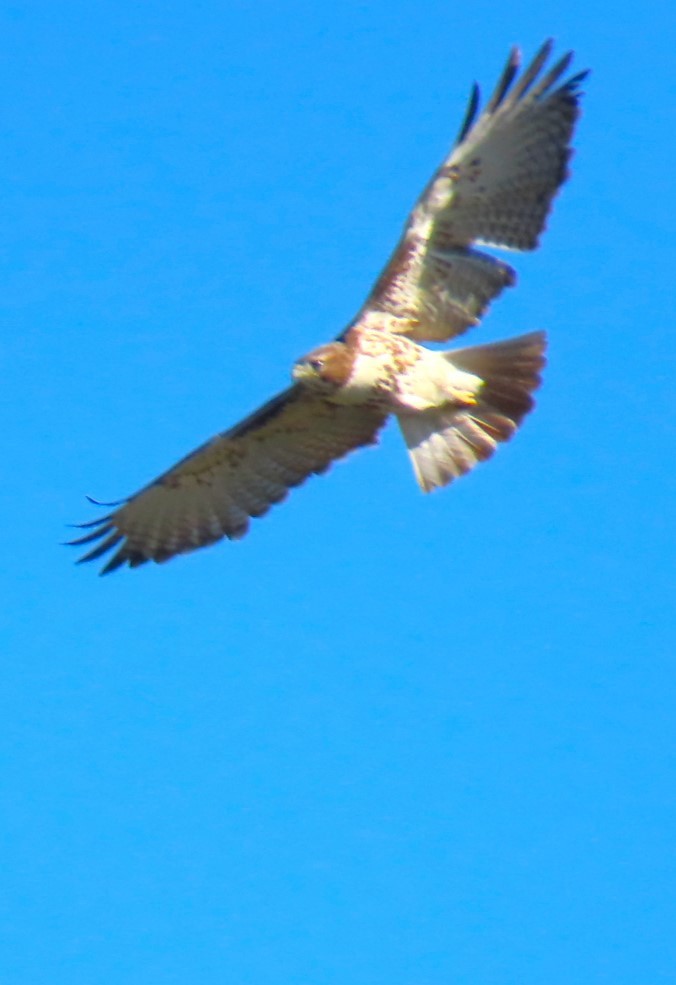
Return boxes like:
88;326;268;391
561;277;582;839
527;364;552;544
389;352;483;413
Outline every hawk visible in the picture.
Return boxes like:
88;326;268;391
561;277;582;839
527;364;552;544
69;40;586;574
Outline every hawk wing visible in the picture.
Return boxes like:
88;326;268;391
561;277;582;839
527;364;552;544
68;389;386;574
353;39;587;342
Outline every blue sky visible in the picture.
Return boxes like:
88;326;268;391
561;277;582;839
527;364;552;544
3;1;676;982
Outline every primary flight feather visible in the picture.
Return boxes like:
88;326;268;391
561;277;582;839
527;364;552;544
69;40;587;574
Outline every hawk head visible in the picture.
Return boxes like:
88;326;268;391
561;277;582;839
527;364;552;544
292;342;355;393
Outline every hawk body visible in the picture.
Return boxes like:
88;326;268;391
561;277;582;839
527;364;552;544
69;41;586;573
296;328;484;414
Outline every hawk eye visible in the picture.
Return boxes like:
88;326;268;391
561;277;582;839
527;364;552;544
308;357;324;371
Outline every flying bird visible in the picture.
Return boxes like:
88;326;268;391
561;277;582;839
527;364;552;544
69;40;586;574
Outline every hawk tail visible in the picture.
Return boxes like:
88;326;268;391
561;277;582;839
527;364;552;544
397;331;546;492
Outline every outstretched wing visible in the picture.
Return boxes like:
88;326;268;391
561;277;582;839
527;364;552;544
354;39;587;342
68;388;386;574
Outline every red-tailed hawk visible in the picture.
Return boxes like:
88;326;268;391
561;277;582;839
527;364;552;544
69;40;586;574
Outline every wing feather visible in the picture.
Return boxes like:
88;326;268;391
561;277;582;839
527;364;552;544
68;387;386;573
353;40;587;342
484;46;521;113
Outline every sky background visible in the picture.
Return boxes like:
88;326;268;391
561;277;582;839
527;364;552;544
3;1;676;983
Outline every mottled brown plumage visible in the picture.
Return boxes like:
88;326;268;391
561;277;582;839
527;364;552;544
69;41;586;573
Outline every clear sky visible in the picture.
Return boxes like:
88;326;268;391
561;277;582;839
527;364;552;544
3;2;675;983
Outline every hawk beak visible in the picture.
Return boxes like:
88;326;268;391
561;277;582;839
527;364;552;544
292;361;313;382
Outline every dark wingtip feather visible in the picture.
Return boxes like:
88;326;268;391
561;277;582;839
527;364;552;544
455;82;480;146
529;50;574;100
99;547;137;575
75;530;124;565
85;494;127;507
65;523;115;547
67;515;115;530
509;39;557;101
564;68;590;95
484;45;521;114
533;37;555;66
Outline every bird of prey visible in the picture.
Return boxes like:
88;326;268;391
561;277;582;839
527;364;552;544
69;40;586;574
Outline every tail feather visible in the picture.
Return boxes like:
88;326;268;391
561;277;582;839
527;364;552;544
397;331;546;492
